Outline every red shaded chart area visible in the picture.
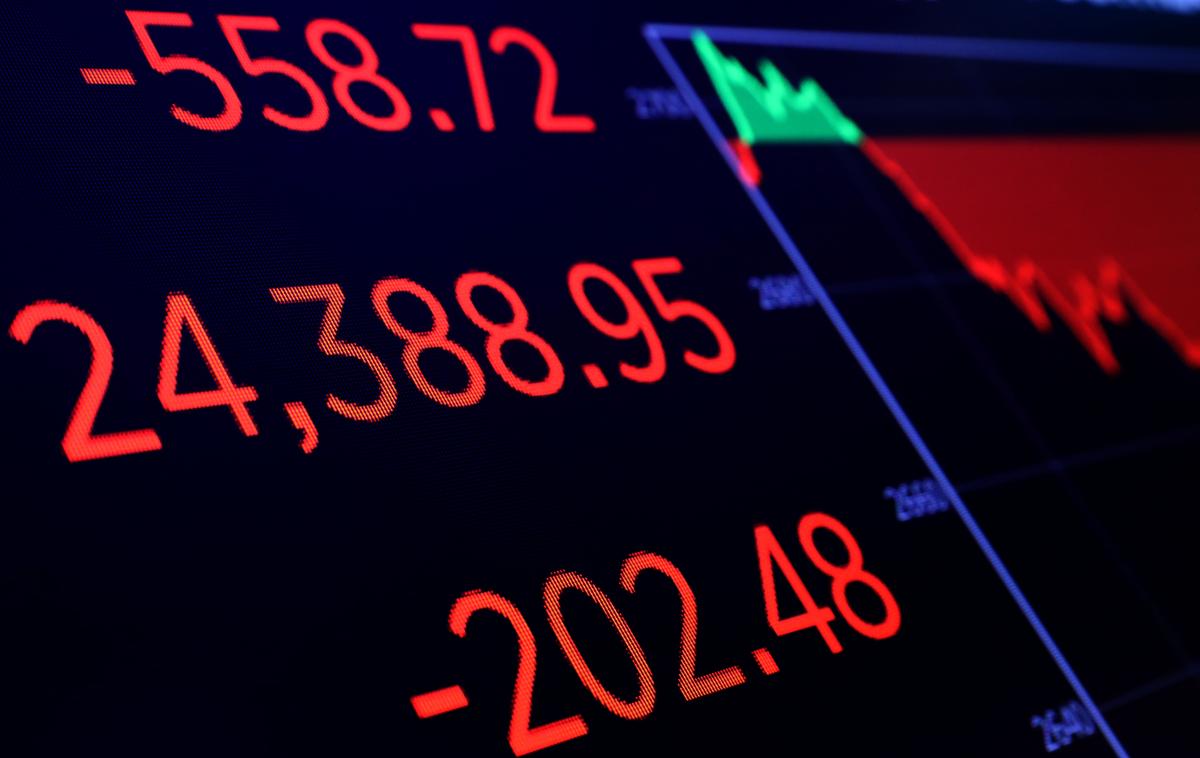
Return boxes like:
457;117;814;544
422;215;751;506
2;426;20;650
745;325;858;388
863;136;1200;372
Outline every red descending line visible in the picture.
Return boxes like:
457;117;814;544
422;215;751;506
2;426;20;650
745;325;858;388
861;136;1200;373
729;137;762;186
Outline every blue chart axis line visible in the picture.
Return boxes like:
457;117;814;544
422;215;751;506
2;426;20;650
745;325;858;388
642;24;1130;758
648;24;1200;72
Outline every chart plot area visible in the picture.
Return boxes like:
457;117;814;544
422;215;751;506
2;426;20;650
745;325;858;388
651;25;1200;756
692;29;1200;373
862;135;1200;373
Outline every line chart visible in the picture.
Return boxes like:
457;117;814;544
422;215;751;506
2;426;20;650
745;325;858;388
693;29;1200;373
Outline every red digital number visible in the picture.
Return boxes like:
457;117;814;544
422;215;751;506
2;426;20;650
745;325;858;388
450;590;588;756
567;263;667;383
754;524;842;652
217;15;330;132
455;272;564;397
543;571;655;721
269;284;397;422
158;293;258;436
9;302;162;462
488;27;596;133
632;257;736;374
126;11;242;131
305;19;411;131
619;551;746;701
798;513;901;640
411;24;495;131
370;277;485;407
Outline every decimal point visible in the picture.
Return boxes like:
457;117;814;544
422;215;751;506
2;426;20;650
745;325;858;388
751;648;780;676
582;364;609;388
429;108;456;132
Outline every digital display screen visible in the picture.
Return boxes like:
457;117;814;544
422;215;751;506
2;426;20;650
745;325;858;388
3;2;1198;756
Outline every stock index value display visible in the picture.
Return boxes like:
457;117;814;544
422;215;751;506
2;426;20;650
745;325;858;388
2;1;1198;756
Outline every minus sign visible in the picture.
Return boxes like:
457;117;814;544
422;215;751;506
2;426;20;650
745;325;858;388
81;68;136;86
411;685;469;718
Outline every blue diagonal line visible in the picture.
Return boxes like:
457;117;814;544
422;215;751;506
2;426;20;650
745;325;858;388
643;23;1129;757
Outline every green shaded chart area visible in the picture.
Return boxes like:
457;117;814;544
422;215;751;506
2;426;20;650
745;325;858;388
692;30;863;146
